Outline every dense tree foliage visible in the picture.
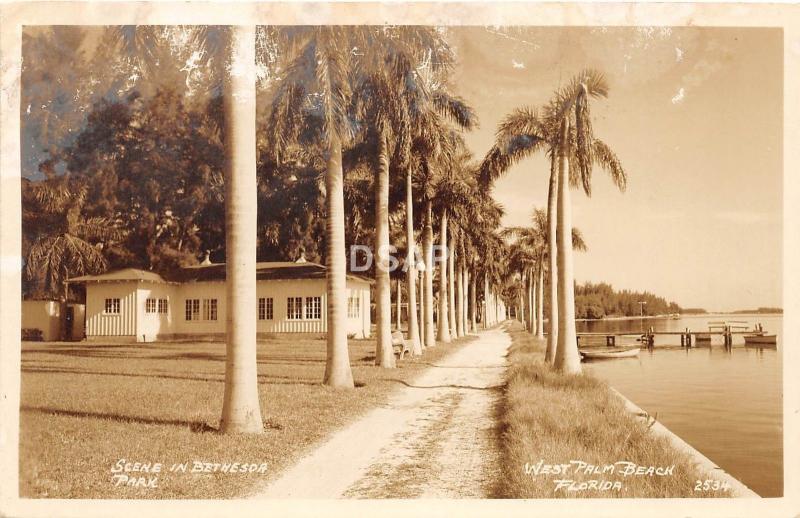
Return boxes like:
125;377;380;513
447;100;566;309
574;281;682;319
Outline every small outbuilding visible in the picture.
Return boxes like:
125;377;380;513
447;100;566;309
21;300;85;341
67;261;372;342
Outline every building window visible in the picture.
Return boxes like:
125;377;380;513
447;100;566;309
158;298;168;314
259;297;273;320
306;296;322;320
145;298;157;313
185;299;200;321
347;295;360;318
203;299;218;321
104;298;120;314
287;297;302;320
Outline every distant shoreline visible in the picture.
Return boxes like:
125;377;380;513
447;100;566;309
576;313;782;323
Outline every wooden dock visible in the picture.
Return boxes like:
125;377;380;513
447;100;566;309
577;325;768;348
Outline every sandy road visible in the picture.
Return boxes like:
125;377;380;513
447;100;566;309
255;324;511;499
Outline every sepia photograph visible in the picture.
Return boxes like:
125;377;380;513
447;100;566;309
0;2;798;517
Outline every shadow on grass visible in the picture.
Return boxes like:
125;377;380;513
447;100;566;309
21;367;324;386
488;381;510;498
20;405;219;433
20;406;289;433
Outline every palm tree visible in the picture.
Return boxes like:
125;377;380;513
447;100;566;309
219;26;264;432
267;27;362;388
480;71;625;372
404;167;423;355
548;71;625;373
506;234;538;333
24;177;123;337
437;204;452;343
480;107;556;351
104;25;269;428
448;229;458;338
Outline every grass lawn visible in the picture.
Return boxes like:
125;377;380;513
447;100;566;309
19;332;476;499
496;321;727;498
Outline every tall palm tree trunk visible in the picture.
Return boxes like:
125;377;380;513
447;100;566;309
323;132;355;387
437;210;451;343
220;25;265;433
519;272;525;329
405;171;421;355
463;268;469;333
448;233;457;338
463;266;472;334
545;154;559;364
470;275;477;332
532;267;538;333
396;278;402;330
456;258;464;337
418;267;426;348
529;269;536;334
483;274;490;328
374;133;395;368
553;121;581;374
424;201;436;347
536;265;545;338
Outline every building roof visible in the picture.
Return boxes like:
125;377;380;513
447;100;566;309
67;262;372;285
67;268;170;284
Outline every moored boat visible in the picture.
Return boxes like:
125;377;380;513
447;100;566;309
580;347;640;360
743;334;777;346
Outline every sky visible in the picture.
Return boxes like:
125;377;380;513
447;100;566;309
447;26;783;312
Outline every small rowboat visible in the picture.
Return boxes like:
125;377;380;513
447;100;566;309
744;334;777;346
580;347;640;360
695;333;712;342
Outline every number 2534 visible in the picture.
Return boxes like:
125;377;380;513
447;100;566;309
694;479;730;491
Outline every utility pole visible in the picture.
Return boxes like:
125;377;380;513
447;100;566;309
638;301;647;333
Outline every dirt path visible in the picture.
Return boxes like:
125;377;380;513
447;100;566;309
254;324;511;499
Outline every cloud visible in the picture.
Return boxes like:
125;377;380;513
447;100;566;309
512;59;525;69
671;87;685;104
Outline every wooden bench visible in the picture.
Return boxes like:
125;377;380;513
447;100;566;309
22;328;44;341
391;330;411;360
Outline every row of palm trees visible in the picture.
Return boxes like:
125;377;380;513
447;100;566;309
221;26;517;432
506;209;586;341
24;25;511;434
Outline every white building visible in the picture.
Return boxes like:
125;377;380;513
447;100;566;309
68;261;372;342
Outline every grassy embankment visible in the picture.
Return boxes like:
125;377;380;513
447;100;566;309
497;322;727;498
19;333;476;499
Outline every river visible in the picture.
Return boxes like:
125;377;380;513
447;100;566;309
580;314;783;497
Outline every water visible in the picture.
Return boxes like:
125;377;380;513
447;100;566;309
581;314;783;497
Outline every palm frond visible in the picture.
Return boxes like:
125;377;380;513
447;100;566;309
571;227;588;252
574;84;594;197
431;91;477;130
592;139;627;193
546;69;608;124
479;107;546;186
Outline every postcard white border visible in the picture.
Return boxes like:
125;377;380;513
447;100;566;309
1;2;798;517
